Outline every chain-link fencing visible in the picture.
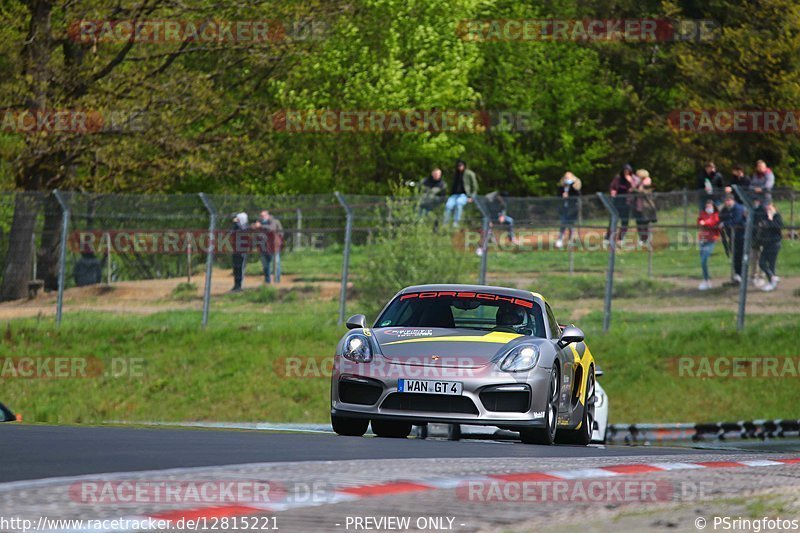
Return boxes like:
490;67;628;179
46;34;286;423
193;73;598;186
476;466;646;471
0;188;796;330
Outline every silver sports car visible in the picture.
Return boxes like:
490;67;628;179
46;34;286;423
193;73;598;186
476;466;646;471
330;284;599;445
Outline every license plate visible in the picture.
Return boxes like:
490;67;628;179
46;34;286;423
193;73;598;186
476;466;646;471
397;379;462;395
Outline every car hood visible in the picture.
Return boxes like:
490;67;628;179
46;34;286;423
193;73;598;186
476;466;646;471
372;328;522;368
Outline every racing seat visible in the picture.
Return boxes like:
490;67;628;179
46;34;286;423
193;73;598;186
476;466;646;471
418;301;455;328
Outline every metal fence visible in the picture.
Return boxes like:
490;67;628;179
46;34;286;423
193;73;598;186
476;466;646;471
0;187;796;330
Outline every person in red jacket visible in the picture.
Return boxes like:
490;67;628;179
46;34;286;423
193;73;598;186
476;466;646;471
697;199;720;290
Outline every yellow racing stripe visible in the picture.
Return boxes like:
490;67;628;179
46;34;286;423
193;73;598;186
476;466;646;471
383;331;521;345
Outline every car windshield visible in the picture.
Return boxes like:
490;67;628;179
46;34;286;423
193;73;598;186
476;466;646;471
376;292;545;337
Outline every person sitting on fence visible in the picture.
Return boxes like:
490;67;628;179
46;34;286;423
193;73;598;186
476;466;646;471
476;190;516;256
697;160;724;210
756;202;783;292
255;210;283;284
750;159;775;204
230;212;249;292
419;168;447;218
633;169;657;247
604;164;635;246
555;172;581;249
718;194;746;284
697;199;720;291
725;164;750;204
443;159;478;228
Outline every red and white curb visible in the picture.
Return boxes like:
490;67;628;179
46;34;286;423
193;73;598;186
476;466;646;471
47;457;800;532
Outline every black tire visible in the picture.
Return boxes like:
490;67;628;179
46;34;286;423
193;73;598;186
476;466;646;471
556;369;595;446
520;366;560;445
331;414;369;436
371;419;412;438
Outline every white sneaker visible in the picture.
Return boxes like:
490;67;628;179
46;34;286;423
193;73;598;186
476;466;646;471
698;280;709;290
475;248;483;257
753;277;765;288
762;281;776;292
773;276;781;284
555;238;564;249
733;274;742;284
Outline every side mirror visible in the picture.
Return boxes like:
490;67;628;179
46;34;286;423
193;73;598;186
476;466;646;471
345;314;367;330
558;325;584;348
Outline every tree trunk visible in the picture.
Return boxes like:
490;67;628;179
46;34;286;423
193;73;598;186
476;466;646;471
38;193;63;291
0;194;41;301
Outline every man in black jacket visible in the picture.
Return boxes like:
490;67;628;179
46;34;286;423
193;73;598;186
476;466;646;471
756;202;783;291
230;212;248;292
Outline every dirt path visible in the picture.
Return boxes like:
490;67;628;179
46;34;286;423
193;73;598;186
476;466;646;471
0;269;342;320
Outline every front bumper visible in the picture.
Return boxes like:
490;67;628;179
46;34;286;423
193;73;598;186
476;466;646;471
330;357;552;429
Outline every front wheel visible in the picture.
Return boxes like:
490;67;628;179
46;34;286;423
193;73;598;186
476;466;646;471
520;367;560;445
331;414;369;436
371;419;412;438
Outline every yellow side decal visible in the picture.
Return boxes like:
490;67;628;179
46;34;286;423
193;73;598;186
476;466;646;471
383;331;521;345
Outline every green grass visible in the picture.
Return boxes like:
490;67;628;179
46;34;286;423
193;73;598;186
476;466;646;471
1;302;798;425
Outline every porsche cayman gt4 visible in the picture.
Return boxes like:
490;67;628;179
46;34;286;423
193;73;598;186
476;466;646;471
330;284;599;445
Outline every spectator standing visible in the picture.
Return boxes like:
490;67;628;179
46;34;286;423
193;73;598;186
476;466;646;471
230;212;249;292
419;168;447;217
633;169;657;246
719;194;746;283
555;172;581;249
725;164;751;204
750;159;775;204
605;164;635;245
697;199;720;290
256;210;283;284
444;159;478;227
757;203;783;291
696;161;724;209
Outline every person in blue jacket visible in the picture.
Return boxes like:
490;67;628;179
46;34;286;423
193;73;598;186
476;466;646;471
718;194;746;283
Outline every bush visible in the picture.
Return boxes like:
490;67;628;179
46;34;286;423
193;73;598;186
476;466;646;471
171;282;199;301
355;190;468;312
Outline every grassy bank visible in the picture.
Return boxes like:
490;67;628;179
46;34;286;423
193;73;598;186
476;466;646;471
1;301;797;425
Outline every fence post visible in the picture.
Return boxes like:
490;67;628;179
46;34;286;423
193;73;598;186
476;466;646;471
733;185;753;331
274;251;281;283
198;193;217;329
682;188;688;227
597;193;619;333
473;195;490;285
335;192;352;325
790;190;796;240
52;190;70;327
295;208;302;250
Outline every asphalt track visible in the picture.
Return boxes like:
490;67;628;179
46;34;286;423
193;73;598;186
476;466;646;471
1;424;723;483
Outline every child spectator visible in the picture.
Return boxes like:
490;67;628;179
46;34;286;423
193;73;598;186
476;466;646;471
697;199;720;290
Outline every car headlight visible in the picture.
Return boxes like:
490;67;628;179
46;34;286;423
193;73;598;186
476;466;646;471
342;334;372;363
500;344;540;372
